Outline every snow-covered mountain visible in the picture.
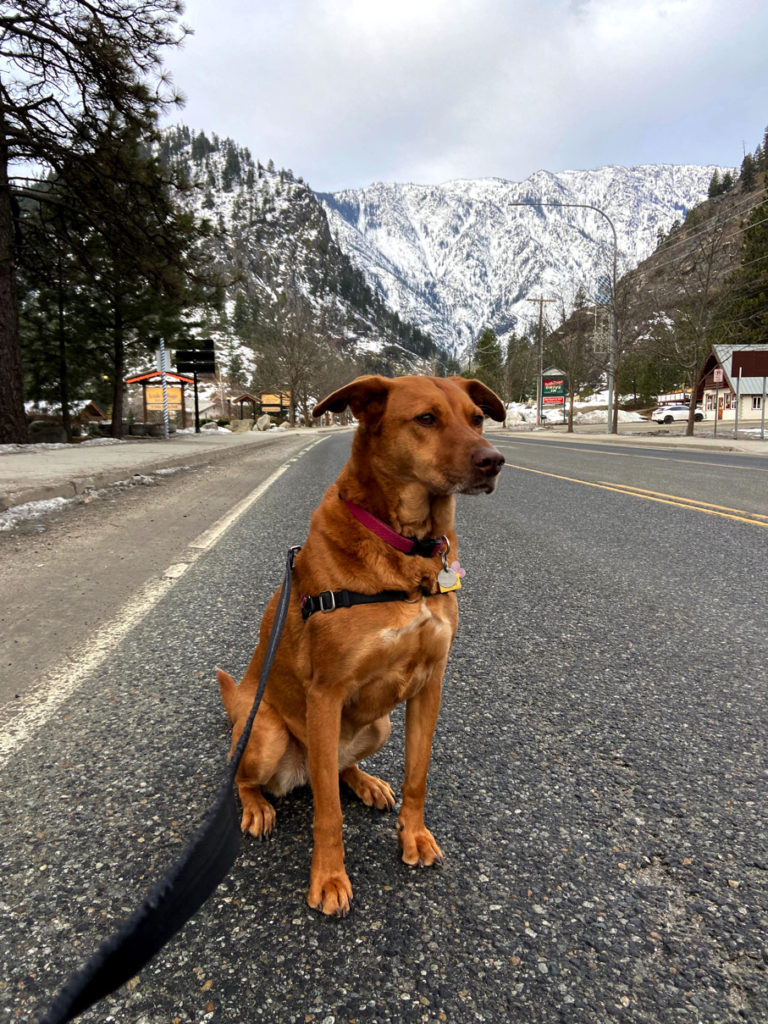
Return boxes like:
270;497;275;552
158;127;443;384
317;166;730;355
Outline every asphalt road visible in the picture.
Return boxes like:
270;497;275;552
0;430;315;707
2;432;767;1024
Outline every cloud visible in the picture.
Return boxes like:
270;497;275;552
163;0;768;190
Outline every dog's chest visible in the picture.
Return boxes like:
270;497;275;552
342;600;455;722
378;600;452;651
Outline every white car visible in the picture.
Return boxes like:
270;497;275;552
651;404;705;424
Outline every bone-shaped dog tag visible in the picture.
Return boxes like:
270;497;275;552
437;569;462;593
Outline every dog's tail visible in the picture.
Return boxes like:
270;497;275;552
217;668;238;722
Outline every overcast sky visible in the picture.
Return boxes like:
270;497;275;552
160;0;768;193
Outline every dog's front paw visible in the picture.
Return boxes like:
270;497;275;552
398;825;444;868
307;870;354;917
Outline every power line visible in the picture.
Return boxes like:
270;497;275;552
629;213;768;283
637;196;767;277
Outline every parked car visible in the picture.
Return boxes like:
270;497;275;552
650;404;705;424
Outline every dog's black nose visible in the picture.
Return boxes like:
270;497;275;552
472;446;505;476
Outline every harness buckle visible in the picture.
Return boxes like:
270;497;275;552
317;590;336;613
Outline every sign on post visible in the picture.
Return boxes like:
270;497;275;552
146;386;183;411
730;351;768;377
730;350;768;441
542;376;566;404
175;340;217;433
176;338;216;375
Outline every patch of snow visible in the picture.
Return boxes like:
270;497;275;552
0;438;128;456
0;496;73;530
504;400;645;426
0;467;191;532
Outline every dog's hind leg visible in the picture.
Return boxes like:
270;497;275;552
340;716;396;811
231;701;292;839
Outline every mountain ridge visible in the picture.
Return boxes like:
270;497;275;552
317;163;731;355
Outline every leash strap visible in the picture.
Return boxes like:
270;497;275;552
301;587;410;620
39;546;301;1024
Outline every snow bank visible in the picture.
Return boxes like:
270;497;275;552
504;400;646;427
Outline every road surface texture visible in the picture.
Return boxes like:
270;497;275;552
0;430;315;707
2;431;767;1023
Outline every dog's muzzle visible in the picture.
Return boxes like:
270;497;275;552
460;445;505;494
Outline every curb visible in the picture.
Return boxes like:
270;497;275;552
0;429;342;513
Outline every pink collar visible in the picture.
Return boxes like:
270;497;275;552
341;497;447;558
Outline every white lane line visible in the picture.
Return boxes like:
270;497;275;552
0;436;328;768
0;573;178;768
188;436;326;550
164;562;190;579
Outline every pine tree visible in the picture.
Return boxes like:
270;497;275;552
18;123;217;437
504;333;536;402
0;0;188;442
715;174;768;346
471;327;505;397
740;153;758;191
708;170;722;198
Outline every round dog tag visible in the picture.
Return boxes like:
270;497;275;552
437;567;458;589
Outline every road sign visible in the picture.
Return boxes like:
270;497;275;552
176;339;216;375
713;368;724;383
542;376;566;398
174;340;216;432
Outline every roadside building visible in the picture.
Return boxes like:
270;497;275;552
699;345;768;423
124;371;194;429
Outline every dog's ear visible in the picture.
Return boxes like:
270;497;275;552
313;375;392;421
449;377;506;422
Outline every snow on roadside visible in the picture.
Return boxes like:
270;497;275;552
504;401;646;427
0;438;127;456
0;466;190;532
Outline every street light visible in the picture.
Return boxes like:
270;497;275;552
506;200;619;434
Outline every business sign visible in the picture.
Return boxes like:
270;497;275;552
146;386;182;411
542;376;566;398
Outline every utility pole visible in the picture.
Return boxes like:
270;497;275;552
508;200;619;434
527;296;556;425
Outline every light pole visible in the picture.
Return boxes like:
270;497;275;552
507;200;619;434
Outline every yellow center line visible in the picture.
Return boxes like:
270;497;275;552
596;482;768;520
502;462;768;528
494;438;768;473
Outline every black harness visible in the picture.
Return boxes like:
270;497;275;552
301;588;412;620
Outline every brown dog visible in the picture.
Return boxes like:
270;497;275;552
217;374;505;916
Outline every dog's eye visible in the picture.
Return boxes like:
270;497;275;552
472;413;484;427
415;412;436;426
